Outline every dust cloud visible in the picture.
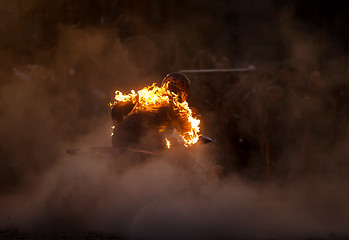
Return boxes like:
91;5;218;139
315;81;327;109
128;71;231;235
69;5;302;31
1;141;349;239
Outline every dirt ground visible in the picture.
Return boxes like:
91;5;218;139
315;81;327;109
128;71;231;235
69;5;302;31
0;229;122;240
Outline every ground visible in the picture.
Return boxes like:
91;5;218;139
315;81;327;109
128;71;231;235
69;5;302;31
0;229;122;240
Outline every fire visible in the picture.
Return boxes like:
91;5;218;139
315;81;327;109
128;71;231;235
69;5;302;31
165;138;171;149
110;82;200;146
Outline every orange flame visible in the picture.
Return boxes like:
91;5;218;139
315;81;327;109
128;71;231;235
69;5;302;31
165;138;171;149
110;83;200;146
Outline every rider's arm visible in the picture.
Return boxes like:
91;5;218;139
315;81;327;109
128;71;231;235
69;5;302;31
111;100;135;123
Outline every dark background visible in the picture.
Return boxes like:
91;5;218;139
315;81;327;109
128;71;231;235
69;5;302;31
1;0;349;71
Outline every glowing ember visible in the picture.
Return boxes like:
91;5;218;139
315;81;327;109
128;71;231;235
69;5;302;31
110;82;200;146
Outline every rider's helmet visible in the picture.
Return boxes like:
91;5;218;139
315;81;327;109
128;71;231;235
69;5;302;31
161;72;190;102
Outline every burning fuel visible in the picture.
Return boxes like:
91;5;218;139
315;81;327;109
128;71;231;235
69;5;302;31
165;138;171;148
110;78;200;147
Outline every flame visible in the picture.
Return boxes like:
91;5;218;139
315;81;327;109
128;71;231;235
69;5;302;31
165;138;171;149
110;83;200;146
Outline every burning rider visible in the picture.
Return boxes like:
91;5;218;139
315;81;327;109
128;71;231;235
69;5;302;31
110;72;207;151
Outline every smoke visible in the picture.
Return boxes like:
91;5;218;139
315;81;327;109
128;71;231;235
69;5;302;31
1;143;349;239
0;1;349;239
